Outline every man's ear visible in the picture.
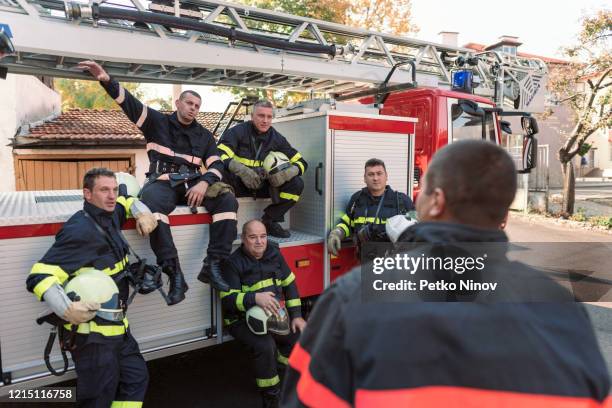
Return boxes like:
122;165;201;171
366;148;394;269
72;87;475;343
426;187;446;219
83;188;92;202
499;211;509;230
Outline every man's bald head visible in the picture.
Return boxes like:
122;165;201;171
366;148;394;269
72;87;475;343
242;219;268;259
417;140;517;228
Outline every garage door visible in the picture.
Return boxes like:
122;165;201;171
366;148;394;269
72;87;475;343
15;158;133;191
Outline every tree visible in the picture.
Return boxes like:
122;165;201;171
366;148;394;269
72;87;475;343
54;79;144;110
551;10;611;215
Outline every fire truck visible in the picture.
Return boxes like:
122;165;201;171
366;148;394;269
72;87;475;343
0;0;544;392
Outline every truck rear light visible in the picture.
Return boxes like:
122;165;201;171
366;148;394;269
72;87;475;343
296;259;310;268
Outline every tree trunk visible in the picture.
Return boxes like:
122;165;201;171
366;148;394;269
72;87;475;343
561;160;575;215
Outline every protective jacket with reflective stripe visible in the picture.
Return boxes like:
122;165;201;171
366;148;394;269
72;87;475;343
282;223;611;407
336;186;414;239
217;121;307;176
101;78;223;186
220;242;301;324
26;200;134;342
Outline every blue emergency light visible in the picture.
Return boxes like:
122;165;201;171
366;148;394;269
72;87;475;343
0;24;12;38
452;70;473;93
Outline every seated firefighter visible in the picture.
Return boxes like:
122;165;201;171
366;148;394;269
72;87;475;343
327;158;415;257
217;100;308;238
79;60;237;298
26;168;155;407
220;219;306;408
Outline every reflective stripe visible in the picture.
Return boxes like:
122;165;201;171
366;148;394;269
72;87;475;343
74;256;129;277
234;155;262;167
206;168;223;180
256;375;280;388
296;161;305;174
217;143;235;159
154;212;170;224
242;278;275;292
341;214;351;224
286;298;301;308
146;142;203;166
31;263;69;283
289;152;302;163
220;154;231;161
111;401;143;408
279;192;300;202
114;86;126;104
277;352;289;365
236;293;246;312
205;155;221;167
352;217;386;226
337;223;350;237
212;212;237;223
135;105;148;128
66;317;129;336
116;196;136;217
279;272;296;287
220;289;240;299
224;318;238;326
33;276;60;301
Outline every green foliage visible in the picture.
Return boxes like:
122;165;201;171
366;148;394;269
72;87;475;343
569;207;587;222
55;79;144;110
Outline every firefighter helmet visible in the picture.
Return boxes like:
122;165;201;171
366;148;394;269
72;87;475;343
64;269;124;322
246;305;291;336
262;151;291;176
115;172;141;197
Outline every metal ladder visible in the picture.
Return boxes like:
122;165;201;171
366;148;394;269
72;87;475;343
211;97;255;138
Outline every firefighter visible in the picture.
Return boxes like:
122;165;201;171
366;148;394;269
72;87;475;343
78;60;236;298
217;100;308;238
327;158;414;257
282;141;611;407
26;168;155;408
220;219;306;408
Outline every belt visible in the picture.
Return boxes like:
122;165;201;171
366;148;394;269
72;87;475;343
149;160;199;175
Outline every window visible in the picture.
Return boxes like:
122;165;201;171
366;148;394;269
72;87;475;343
450;105;497;143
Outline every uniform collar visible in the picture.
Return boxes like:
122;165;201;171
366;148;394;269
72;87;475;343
170;111;197;129
84;201;115;228
240;243;276;261
363;185;391;200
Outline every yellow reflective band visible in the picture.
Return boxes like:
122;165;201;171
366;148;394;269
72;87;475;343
224;318;238;326
84;256;129;277
277;352;289;365
279;272;295;287
341;214;351;224
33;276;60;301
256;375;280;388
289;152;302;163
242;278;275;292
111;401;143;408
31;263;69;283
220;289;240;299
295;161;305;174
117;196;136;217
217;143;235;159
220;154;230;161
66;318;129;336
279;192;300;202
286;298;301;308
337;223;350;237
236;293;246;312
234;155;262;167
351;217;387;226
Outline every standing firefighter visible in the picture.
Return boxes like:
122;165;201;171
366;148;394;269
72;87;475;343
79;60;236;298
282;141;611;407
217;100;307;238
26;168;155;408
221;220;306;408
327;158;414;257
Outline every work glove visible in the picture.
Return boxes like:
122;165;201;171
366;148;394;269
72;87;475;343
327;227;345;256
63;301;100;325
385;214;418;244
135;212;158;236
268;165;299;188
205;182;235;198
228;159;262;190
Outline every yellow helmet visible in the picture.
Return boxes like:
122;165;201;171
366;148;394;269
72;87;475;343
262;151;291;176
64;269;124;322
115;172;141;197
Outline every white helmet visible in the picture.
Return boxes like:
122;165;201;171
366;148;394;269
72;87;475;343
385;213;418;243
246;305;290;336
64;269;124;322
263;151;291;176
115;172;141;197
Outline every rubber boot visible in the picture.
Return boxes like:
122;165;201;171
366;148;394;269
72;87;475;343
162;258;188;305
197;256;230;292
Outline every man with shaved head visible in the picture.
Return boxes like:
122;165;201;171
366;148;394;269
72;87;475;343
282;140;610;407
220;219;305;408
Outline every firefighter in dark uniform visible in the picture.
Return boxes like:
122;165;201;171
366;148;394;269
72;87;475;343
327;158;414;257
282;141;611;407
221;219;306;408
79;60;236;298
26;168;155;408
217;100;308;238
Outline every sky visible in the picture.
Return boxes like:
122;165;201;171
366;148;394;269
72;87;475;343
141;0;610;112
410;0;609;57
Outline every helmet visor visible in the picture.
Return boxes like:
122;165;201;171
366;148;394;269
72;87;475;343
96;308;125;322
267;307;291;336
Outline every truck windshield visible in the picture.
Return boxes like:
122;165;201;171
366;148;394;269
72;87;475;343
451;104;497;142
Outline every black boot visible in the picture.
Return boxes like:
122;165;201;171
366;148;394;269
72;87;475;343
162;258;188;305
263;219;290;238
197;257;230;292
261;386;280;408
